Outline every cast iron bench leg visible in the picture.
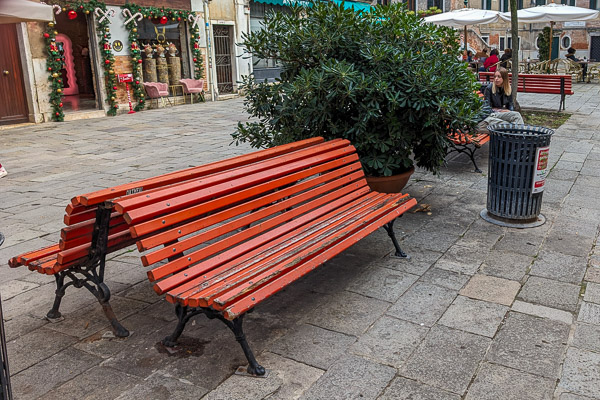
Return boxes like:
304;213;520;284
47;274;67;320
47;203;129;337
448;143;482;173
163;304;266;376
383;218;409;259
46;269;129;337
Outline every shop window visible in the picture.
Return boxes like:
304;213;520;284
138;19;191;83
561;35;571;49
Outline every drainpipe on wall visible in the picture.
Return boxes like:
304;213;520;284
203;0;217;101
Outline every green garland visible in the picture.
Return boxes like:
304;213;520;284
45;0;118;121
44;23;65;121
122;3;206;110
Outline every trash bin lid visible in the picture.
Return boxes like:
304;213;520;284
488;123;554;138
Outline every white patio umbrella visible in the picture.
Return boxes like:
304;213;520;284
499;3;599;60
424;8;501;53
0;0;53;24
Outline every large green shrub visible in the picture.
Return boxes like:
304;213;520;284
233;2;482;176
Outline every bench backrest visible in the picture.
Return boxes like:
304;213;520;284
10;138;326;273
111;139;373;303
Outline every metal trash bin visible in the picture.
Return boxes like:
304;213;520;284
481;124;554;228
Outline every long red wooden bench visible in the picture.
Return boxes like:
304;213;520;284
479;72;573;111
9;138;417;376
8;137;324;337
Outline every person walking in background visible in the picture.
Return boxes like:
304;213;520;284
476;67;524;134
500;48;512;69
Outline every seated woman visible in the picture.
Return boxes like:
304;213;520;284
499;48;512;69
566;47;587;81
480;49;499;72
476;67;524;133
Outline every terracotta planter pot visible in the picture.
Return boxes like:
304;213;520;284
365;167;415;194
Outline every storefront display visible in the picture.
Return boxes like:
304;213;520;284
137;18;190;86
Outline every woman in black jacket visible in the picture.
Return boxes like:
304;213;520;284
476;67;524;133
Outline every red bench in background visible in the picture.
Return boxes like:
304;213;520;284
479;72;573;111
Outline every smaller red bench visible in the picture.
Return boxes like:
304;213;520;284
446;91;489;173
479;72;573;111
446;131;490;173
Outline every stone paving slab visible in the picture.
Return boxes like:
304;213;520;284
0;88;599;399
459;274;520;306
438;295;508;337
465;362;555;400
299;354;395;400
486;312;570;379
386;282;457;327
399;325;491;395
379;376;460;400
559;347;600;398
518;276;581;312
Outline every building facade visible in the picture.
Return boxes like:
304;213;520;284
1;0;252;126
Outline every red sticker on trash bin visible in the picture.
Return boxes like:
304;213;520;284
532;146;550;194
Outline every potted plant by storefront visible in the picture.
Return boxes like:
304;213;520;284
232;2;482;192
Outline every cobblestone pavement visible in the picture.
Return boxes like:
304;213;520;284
0;85;599;400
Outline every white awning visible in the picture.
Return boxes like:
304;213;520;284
499;3;599;22
0;0;53;24
423;8;501;27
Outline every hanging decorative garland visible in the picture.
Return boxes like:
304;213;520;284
122;3;205;110
44;0;118;121
44;21;65;121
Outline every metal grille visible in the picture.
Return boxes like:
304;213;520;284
213;25;233;94
591;36;600;62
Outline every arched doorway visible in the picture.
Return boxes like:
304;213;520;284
54;11;98;112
